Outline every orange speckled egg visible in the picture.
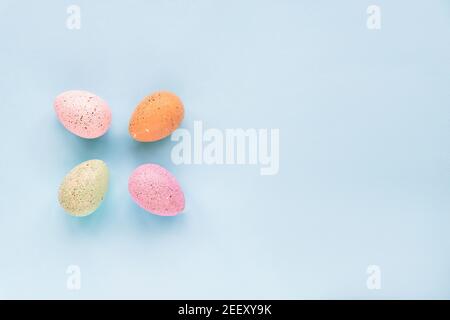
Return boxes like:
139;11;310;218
129;91;184;142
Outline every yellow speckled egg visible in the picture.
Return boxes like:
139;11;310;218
58;159;109;217
129;91;184;142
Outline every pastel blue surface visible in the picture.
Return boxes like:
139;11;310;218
0;0;449;299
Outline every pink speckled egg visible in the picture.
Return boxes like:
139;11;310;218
128;164;185;216
54;90;112;139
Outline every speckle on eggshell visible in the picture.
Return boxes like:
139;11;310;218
128;163;185;216
54;90;112;139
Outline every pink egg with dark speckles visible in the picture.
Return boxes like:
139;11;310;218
128;164;185;216
54;90;112;139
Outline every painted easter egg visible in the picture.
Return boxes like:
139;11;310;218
128;91;184;142
54;90;112;139
58;159;109;217
128;164;185;216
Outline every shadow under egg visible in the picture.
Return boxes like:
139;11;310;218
126;199;187;235
61;201;111;236
126;135;174;166
53;119;116;163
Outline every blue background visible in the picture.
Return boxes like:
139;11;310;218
0;0;449;299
